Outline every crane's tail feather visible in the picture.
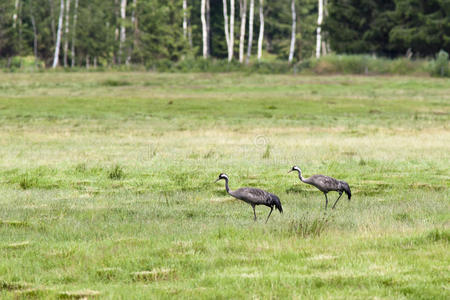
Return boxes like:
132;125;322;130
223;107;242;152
270;194;283;214
342;182;351;200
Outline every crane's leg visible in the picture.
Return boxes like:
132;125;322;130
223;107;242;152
332;192;343;209
252;205;257;221
265;207;274;224
324;193;328;209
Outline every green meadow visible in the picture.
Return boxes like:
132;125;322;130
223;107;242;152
0;72;449;299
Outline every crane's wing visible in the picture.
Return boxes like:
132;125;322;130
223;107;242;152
230;187;271;204
307;175;340;191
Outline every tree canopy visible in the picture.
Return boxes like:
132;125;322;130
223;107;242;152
0;0;448;68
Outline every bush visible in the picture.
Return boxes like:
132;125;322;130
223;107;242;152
430;50;449;77
7;56;44;71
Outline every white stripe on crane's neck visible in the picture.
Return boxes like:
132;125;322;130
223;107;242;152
294;167;304;181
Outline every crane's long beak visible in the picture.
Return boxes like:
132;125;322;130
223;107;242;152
214;178;220;183
288;170;293;173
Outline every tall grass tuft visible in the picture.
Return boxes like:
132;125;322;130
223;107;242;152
18;173;38;190
108;164;125;180
288;214;331;238
262;145;271;159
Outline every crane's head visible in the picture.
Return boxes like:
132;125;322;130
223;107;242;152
288;165;302;174
215;173;229;183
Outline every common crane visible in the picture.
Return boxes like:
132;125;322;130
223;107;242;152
215;173;283;223
288;166;351;209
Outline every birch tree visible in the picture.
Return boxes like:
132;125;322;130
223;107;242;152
119;0;127;64
239;0;247;63
246;0;254;64
229;0;235;61
71;0;78;67
316;0;323;58
200;0;208;58
13;0;20;28
126;0;137;65
63;0;71;67
183;0;188;39
223;0;230;58
52;0;64;68
206;0;210;57
257;0;264;61
288;0;296;62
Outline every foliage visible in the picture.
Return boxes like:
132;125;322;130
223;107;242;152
325;0;450;57
0;0;448;68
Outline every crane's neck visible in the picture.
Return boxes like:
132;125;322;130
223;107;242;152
223;178;231;194
296;170;305;182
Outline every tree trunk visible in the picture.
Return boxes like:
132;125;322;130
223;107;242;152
183;0;188;39
316;0;323;58
13;0;19;28
126;0;137;65
257;0;264;61
229;0;235;61
49;0;56;43
119;0;127;64
206;0;210;57
30;0;38;66
52;0;64;68
239;0;247;63
246;0;254;64
63;0;71;67
86;55;89;69
71;0;79;67
201;0;208;58
288;0;296;62
223;0;230;58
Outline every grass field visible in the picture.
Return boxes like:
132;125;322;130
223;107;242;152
0;72;449;299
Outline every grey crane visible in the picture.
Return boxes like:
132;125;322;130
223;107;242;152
215;173;283;223
288;166;351;209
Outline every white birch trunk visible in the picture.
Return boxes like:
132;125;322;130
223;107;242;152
52;0;64;68
229;0;235;61
206;0;210;56
239;0;247;63
13;0;19;28
257;0;264;61
114;0;119;64
246;0;254;64
288;0;296;62
63;0;71;67
126;0;137;65
183;0;188;39
119;0;127;64
316;0;323;58
201;0;208;58
71;0;78;67
223;0;230;56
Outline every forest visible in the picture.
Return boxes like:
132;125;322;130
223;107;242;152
0;0;449;69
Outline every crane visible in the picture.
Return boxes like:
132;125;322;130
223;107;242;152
288;166;351;209
215;173;283;223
